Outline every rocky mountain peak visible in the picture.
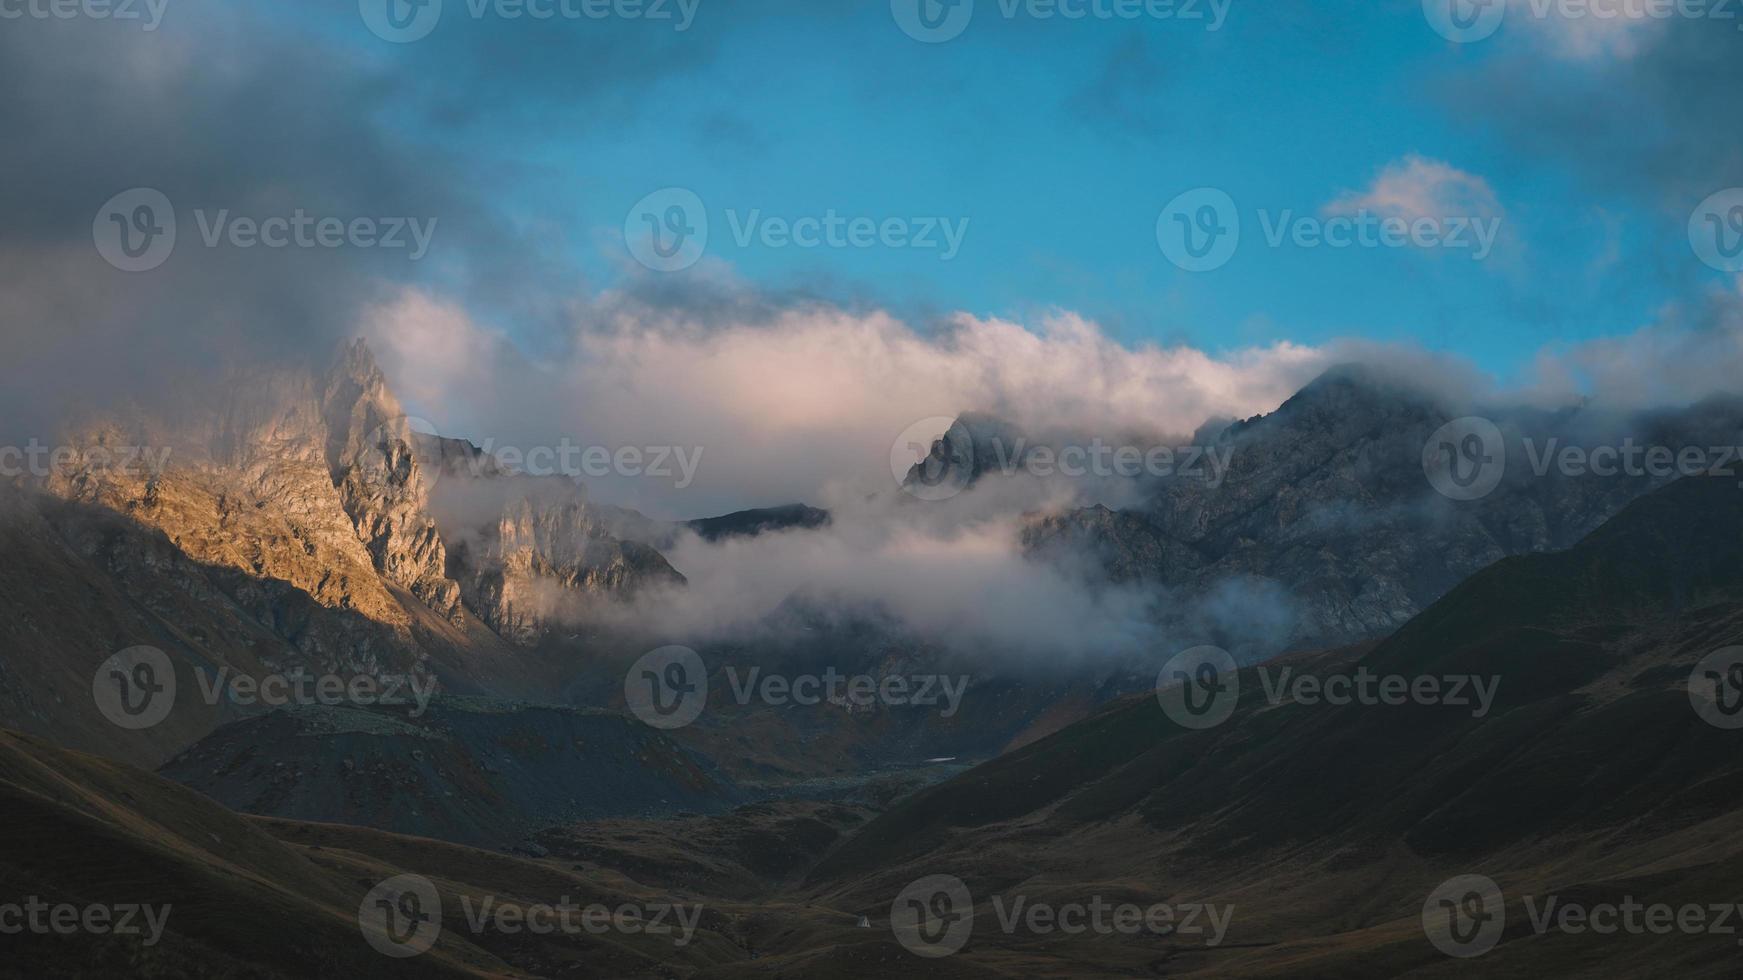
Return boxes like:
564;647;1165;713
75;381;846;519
330;336;387;393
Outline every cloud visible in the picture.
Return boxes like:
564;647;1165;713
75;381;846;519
615;502;1163;660
1324;156;1503;224
0;0;738;445
1504;0;1668;60
1437;13;1743;214
1515;276;1743;409
364;281;1336;518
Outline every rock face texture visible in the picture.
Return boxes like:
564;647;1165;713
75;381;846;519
3;340;684;762
998;364;1743;655
45;361;432;675
438;475;685;647
323;340;465;623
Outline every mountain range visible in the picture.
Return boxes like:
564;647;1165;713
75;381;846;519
4;342;1741;976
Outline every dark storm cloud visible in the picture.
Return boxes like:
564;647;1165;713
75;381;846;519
1439;14;1743;211
0;0;737;440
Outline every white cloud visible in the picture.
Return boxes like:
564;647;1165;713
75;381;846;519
1515;276;1743;408
1324;155;1503;225
365;287;1333;518
359;279;1743;663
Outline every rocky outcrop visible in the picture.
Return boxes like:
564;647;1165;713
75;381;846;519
900;413;1033;499
685;503;831;542
30;338;684;684
1016;364;1743;654
438;475;685;646
42;373;432;677
322;339;465;622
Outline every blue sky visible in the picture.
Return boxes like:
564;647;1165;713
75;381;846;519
5;0;1740;450
271;0;1731;376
